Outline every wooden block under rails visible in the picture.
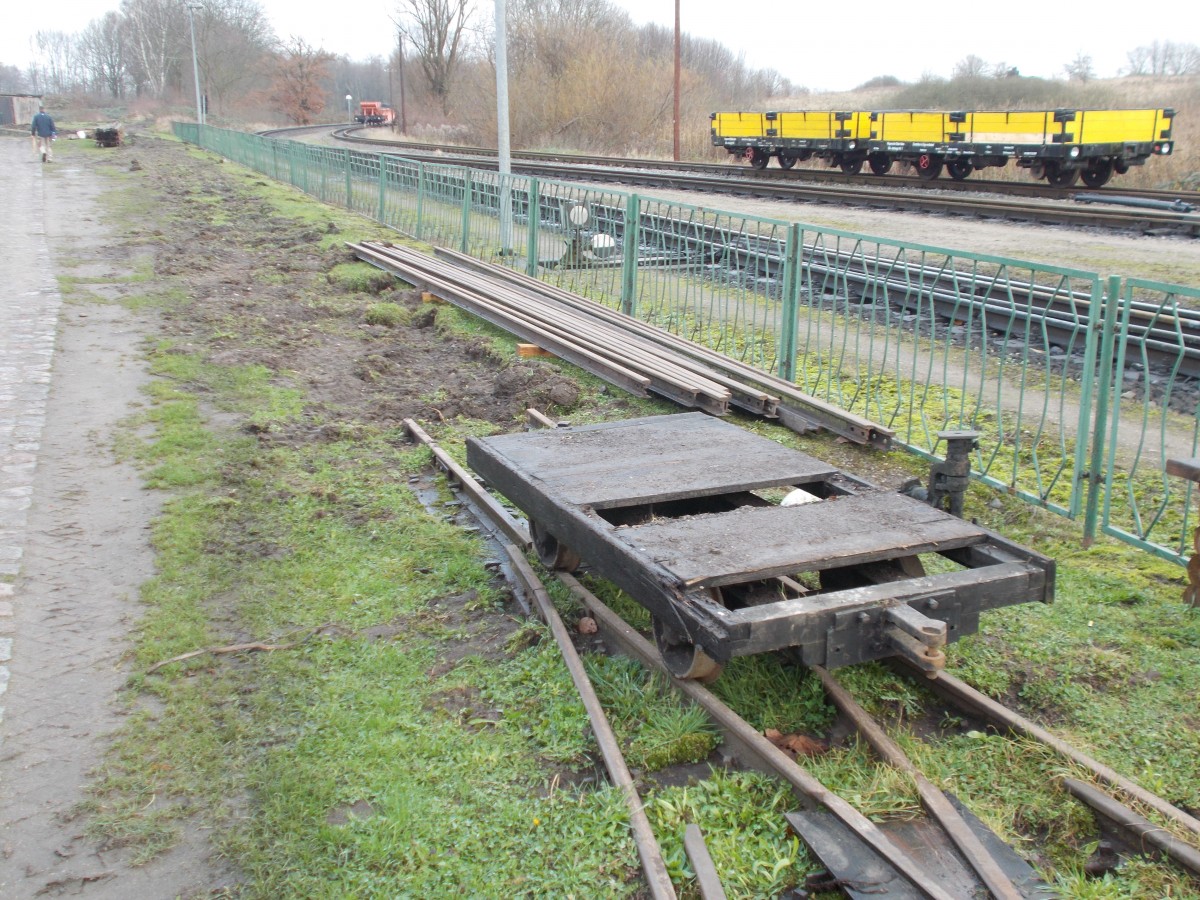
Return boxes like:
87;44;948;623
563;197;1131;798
518;343;557;358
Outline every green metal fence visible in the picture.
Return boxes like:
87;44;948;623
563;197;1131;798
174;123;1200;574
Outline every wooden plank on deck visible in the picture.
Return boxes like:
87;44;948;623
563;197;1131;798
618;491;987;587
477;412;838;509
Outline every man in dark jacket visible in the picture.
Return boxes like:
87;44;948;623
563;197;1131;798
31;106;56;163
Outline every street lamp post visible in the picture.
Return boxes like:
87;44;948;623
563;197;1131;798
346;94;353;123
186;4;204;126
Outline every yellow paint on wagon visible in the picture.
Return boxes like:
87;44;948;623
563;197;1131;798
710;112;767;138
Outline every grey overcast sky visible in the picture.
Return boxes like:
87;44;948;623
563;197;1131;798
3;1;1194;93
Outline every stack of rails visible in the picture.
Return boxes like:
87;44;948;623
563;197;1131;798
348;241;893;448
433;247;892;449
711;107;1175;187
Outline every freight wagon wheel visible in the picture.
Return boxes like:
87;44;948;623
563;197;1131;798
915;154;942;181
946;160;972;181
652;614;724;683
840;158;864;175
528;518;582;573
1081;159;1114;188
1044;162;1080;188
868;153;893;175
778;153;797;169
746;148;771;170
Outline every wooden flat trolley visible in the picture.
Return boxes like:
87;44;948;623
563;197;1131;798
468;413;1054;681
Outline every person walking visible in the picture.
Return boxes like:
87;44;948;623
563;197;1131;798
31;106;57;163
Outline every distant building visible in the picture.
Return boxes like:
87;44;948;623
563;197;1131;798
0;94;42;127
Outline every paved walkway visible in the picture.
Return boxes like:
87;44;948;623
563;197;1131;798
0;137;61;727
0;135;192;897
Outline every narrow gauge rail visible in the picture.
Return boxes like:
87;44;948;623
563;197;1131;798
329;130;1199;209
406;410;1200;897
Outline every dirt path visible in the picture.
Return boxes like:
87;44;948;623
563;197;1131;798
0;137;228;898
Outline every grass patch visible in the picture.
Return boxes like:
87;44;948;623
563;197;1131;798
329;262;397;295
362;301;411;327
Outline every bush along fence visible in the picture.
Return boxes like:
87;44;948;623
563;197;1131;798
175;123;1200;576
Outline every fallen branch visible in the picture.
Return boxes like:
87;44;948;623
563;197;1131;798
146;624;333;674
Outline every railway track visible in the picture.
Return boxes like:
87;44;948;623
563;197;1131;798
405;409;1200;899
329;129;1200;237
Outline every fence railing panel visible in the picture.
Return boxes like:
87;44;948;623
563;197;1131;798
793;228;1102;518
1100;279;1200;564
628;198;792;376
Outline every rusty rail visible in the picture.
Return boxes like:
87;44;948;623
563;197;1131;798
403;418;677;899
813;666;1024;900
909;663;1200;840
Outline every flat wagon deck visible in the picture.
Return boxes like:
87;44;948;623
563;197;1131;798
467;413;1054;680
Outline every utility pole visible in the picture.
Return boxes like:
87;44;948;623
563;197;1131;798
186;3;204;126
495;0;513;254
398;33;407;134
673;0;680;161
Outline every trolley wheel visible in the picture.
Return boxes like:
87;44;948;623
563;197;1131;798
778;153;797;169
946;160;972;181
528;518;581;572
653;615;724;683
840;157;864;175
1045;162;1081;188
1080;159;1114;188
746;148;770;170
868;153;893;175
915;154;942;181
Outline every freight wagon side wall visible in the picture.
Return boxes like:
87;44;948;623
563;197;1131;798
711;112;766;139
1074;109;1169;144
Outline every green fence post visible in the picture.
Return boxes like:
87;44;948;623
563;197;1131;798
525;178;540;275
621;193;640;316
777;223;802;383
416;164;426;241
1083;275;1122;543
344;148;352;211
378;156;387;224
461;169;473;254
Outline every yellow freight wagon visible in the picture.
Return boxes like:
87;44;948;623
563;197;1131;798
711;110;872;172
711;107;1175;187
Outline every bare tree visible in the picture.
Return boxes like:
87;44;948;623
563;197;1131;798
1125;40;1200;76
951;55;988;79
193;0;276;115
1064;51;1094;83
269;38;334;124
32;31;80;93
79;12;130;97
0;63;29;93
395;0;476;114
120;0;186;98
